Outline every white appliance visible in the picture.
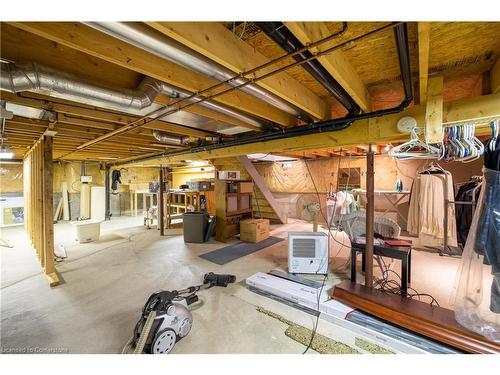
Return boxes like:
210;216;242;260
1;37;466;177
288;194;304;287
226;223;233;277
91;186;106;221
288;232;328;274
217;170;240;180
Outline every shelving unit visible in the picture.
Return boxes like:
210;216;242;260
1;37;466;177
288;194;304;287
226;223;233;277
215;180;254;242
165;189;215;228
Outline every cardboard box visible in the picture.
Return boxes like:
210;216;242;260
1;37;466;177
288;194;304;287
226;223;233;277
240;219;270;243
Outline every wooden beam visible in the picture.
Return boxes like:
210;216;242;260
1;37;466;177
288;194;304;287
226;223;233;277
491;58;500;94
23;135;60;287
425;76;444;144
11;22;296;126
285;22;371;112
238;155;287;224
119;92;500;166
147;22;328;120
418;22;431;105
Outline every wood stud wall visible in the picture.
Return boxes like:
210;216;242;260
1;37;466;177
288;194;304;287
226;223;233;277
23;135;60;287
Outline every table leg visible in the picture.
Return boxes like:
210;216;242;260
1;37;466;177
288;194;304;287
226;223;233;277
407;248;412;283
351;248;357;283
401;255;408;297
361;252;366;272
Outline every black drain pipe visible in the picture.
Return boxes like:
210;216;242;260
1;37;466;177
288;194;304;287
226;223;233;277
257;22;361;115
112;23;413;166
394;23;413;101
105;164;112;220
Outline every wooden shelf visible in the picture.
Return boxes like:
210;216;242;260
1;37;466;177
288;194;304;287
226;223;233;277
215;180;254;242
332;281;500;354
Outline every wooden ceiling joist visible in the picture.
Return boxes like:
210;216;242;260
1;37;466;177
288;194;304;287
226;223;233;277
146;22;329;120
10;22;297;127
285;22;371;112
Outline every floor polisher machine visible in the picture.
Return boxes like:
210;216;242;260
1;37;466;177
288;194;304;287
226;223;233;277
122;272;235;354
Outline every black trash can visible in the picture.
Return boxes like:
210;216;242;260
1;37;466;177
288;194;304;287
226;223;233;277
183;211;209;243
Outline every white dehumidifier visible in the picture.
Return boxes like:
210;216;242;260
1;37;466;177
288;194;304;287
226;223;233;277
288;232;328;274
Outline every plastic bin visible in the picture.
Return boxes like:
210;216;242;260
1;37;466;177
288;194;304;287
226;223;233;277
183;212;209;243
71;220;101;243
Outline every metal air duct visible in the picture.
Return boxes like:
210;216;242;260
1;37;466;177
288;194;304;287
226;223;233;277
152;130;185;145
0;62;265;133
85;22;307;119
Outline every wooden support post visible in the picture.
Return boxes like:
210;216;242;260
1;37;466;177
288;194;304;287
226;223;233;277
158;166;165;236
130;192;134;217
23;135;59;287
42;136;59;287
365;144;375;288
418;22;431;105
425;76;444;144
134;192;138;217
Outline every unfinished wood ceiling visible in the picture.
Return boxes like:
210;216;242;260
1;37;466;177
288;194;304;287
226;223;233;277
0;21;499;163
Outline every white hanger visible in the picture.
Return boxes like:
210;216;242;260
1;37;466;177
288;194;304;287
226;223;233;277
389;127;442;159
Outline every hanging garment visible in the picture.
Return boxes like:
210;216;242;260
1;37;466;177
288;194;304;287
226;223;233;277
474;168;500;313
453;168;500;341
111;169;122;191
407;170;457;248
455;180;482;246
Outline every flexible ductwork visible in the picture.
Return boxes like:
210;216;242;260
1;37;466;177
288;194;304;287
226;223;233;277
257;22;361;115
152;130;220;146
85;22;307;119
0;62;265;132
152;130;185;145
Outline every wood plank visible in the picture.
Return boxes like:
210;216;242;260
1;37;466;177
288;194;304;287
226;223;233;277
332;281;500;354
285;22;371;112
491;58;500;94
147;22;328;120
62;182;70;221
238;155;287;224
122;93;500;166
418;22;431;105
11;22;296;126
425;76;444;144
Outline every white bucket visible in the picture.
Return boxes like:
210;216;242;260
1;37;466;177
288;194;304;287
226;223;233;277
70;220;101;243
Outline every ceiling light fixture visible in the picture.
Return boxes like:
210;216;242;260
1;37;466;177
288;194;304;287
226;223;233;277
0;145;14;159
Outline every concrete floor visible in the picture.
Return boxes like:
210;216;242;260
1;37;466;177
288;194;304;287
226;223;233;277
1;217;461;354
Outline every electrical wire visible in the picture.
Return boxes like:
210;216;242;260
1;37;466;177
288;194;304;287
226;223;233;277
302;274;327;354
301;150;354;353
373;257;441;306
